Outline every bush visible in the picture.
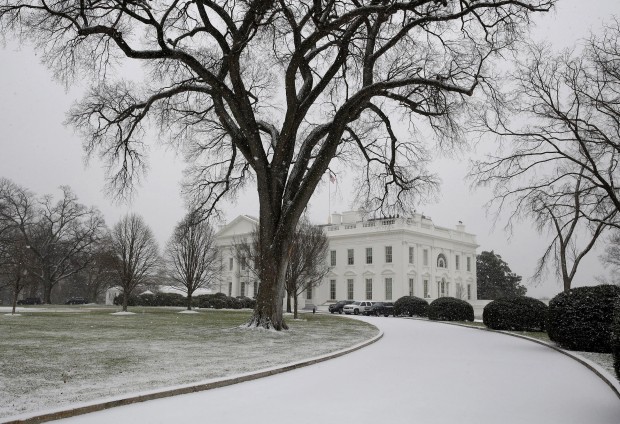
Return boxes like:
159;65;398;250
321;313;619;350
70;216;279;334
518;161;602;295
113;293;138;306
393;296;428;317
613;300;620;379
236;296;257;309
483;296;548;331
153;292;186;307
429;297;474;322
547;285;620;353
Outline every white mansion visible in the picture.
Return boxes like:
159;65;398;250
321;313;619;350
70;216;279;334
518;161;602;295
214;211;478;307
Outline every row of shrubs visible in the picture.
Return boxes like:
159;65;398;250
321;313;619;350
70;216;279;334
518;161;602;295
113;292;257;309
392;285;620;379
392;295;474;322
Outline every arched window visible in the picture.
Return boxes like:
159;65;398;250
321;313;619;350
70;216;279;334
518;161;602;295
437;253;447;269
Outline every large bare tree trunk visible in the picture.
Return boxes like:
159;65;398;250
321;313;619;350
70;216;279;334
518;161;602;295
293;294;298;320
11;290;18;314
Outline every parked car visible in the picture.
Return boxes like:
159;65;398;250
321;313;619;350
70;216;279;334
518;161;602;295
17;297;42;305
328;300;355;314
65;297;88;305
366;302;395;317
343;301;373;315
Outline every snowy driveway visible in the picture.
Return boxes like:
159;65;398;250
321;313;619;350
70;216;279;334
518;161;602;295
57;317;620;424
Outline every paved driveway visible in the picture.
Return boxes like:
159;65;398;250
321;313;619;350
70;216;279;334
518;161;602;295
58;317;620;424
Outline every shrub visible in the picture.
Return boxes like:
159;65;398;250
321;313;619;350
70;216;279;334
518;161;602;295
429;297;474;322
612;300;620;379
153;292;186;307
483;296;548;331
547;285;620;353
236;296;256;309
113;293;138;306
393;296;428;317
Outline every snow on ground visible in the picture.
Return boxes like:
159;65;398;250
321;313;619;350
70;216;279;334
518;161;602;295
55;317;620;424
177;310;199;314
110;311;136;315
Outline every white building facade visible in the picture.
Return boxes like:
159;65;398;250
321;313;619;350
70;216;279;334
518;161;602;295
213;212;478;306
313;211;478;305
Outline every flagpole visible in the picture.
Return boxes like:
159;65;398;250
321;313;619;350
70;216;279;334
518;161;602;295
328;173;331;224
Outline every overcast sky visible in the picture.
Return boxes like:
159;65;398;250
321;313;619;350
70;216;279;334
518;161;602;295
1;0;618;299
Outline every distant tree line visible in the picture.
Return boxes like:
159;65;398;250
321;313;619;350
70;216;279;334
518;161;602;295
0;178;221;313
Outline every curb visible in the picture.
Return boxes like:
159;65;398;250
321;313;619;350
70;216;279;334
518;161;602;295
419;318;620;400
3;329;383;424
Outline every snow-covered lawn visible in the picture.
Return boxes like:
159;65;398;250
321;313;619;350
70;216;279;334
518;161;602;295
54;316;620;424
0;306;378;419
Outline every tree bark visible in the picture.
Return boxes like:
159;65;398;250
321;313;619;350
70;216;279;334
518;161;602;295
293;294;298;320
187;292;192;310
286;292;291;313
246;210;292;330
122;291;128;312
11;289;17;315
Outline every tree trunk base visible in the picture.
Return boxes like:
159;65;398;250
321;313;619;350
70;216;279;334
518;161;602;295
244;314;289;331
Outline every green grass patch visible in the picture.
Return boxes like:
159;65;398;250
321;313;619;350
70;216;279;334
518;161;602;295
0;307;377;418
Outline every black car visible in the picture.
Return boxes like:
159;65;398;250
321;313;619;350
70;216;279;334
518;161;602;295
328;300;354;314
365;302;395;317
65;297;88;305
17;297;42;305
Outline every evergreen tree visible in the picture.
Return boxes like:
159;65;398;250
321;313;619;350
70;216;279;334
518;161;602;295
476;251;526;300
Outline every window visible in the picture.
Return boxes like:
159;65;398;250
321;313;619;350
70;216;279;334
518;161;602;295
467;256;471;272
455;255;460;270
347;249;354;265
423;249;429;266
409;278;414;296
423;279;429;298
228;281;232;296
240;281;245;297
330;279;336;300
306;286;313;300
385;246;392;263
229;257;233;271
467;284;471;300
241;256;246;270
330;250;336;267
385;278;392;300
347;279;354;300
438;278;447;297
253;281;258;298
365;278;373;300
409;247;414;264
437;253;447;269
366;247;373;264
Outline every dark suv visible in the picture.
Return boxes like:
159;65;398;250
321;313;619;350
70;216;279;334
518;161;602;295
17;297;42;305
65;297;88;305
366;302;395;317
328;300;354;314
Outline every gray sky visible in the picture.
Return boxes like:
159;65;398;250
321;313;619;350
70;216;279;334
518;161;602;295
0;0;618;298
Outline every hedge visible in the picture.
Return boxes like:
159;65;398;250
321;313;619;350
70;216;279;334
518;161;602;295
113;292;255;309
393;296;429;317
429;297;474;322
483;296;548;331
547;285;620;353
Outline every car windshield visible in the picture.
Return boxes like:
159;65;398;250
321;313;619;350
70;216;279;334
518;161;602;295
352;302;361;305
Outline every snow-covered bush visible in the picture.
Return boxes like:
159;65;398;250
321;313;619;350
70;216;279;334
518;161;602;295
547;285;620;353
483;296;547;331
428;297;474;321
613;300;620;379
393;296;428;317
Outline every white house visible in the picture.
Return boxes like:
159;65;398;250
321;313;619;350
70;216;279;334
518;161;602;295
213;212;478;307
314;211;478;305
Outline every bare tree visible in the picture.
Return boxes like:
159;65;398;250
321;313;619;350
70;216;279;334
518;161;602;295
472;21;620;291
0;179;106;303
111;214;160;312
165;212;220;310
530;175;612;292
285;219;329;318
1;0;555;329
79;234;118;302
0;228;34;314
